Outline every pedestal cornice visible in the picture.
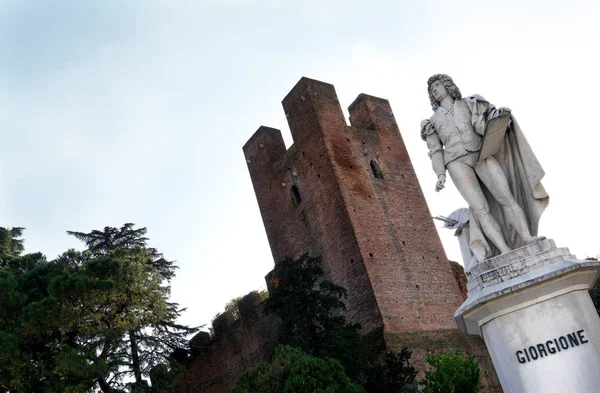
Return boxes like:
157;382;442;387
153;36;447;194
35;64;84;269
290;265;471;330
455;239;600;335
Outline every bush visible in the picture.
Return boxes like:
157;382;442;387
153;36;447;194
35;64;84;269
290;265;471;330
364;349;418;393
231;345;366;393
211;290;269;335
420;350;481;393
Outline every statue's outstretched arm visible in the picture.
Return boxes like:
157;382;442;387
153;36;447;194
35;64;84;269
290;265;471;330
421;119;446;191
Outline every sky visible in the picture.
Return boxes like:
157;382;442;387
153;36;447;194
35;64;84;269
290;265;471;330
0;0;599;330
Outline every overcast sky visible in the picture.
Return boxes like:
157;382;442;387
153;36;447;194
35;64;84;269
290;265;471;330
1;0;598;330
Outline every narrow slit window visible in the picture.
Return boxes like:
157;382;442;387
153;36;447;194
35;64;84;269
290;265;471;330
370;160;384;179
291;185;302;206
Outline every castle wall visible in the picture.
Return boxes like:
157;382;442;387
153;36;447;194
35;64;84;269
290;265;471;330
173;311;280;393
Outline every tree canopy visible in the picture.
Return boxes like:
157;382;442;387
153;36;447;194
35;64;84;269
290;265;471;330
0;227;24;267
0;224;195;393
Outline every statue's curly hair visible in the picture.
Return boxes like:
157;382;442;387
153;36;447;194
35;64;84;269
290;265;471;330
427;74;462;110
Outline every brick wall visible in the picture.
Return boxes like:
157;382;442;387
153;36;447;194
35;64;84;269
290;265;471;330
450;261;469;300
172;308;280;393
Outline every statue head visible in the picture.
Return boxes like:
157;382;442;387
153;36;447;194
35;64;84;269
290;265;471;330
427;74;462;110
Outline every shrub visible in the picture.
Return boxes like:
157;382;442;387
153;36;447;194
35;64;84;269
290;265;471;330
231;345;366;393
420;349;481;393
364;349;418;393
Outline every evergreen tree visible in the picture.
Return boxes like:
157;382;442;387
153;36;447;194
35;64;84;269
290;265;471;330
0;224;195;393
0;227;25;267
264;254;366;380
67;223;176;280
263;254;417;392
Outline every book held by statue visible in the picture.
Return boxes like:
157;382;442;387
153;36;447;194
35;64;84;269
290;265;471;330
478;112;511;161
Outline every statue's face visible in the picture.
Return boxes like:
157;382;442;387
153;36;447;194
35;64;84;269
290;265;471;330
431;79;448;102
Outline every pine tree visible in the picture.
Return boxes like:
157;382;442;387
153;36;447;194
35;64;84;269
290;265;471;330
0;224;195;393
64;224;195;391
0;227;25;267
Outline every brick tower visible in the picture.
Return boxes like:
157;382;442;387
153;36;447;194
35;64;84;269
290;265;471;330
243;77;501;391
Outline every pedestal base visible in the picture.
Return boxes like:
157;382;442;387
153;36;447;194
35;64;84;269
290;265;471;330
455;239;600;393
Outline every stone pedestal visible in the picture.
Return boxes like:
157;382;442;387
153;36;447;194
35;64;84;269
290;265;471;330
455;239;600;393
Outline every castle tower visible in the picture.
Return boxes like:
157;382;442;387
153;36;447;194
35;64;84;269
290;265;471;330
244;76;464;334
243;78;501;390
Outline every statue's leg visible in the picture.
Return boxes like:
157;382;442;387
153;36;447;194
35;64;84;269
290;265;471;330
447;159;511;253
474;156;540;244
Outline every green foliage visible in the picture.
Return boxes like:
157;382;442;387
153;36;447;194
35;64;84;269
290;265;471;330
364;349;418;393
0;227;25;267
420;350;482;393
149;362;184;393
0;224;195;393
231;345;366;393
211;289;269;336
217;290;268;322
263;254;417;393
264;254;366;380
219;296;243;321
67;223;177;280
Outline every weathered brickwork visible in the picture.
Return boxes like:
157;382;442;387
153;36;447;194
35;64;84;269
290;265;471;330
175;77;502;392
172;308;280;393
451;260;469;300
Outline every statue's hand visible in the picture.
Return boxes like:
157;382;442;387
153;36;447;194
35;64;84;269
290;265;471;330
435;174;446;192
498;107;511;116
489;107;511;120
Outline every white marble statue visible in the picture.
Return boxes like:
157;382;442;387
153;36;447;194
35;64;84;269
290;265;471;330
421;74;549;269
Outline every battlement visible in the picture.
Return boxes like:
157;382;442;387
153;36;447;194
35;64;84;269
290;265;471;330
173;299;280;393
243;78;401;177
282;77;347;144
348;93;398;133
243;126;286;172
243;77;350;169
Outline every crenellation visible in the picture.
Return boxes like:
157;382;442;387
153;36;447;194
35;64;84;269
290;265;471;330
348;93;398;134
282;77;347;144
174;303;281;393
242;126;286;170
